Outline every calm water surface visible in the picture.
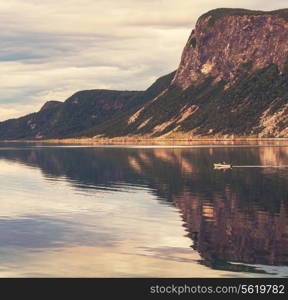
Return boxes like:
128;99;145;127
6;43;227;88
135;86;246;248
0;142;287;277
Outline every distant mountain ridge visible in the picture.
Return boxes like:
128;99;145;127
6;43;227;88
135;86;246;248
0;72;175;139
2;8;288;139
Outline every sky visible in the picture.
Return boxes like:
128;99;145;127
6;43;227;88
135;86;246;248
0;0;287;121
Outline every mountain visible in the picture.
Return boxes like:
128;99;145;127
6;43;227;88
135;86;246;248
0;71;175;139
2;8;288;140
0;90;138;139
89;8;288;139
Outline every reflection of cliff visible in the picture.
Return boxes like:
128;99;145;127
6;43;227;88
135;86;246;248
126;147;288;268
127;147;288;211
173;191;288;268
0;145;288;269
258;147;288;176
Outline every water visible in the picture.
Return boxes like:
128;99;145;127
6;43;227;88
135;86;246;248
0;142;287;277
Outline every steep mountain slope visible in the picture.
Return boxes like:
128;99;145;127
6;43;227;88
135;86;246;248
173;8;288;88
93;64;288;139
85;8;288;139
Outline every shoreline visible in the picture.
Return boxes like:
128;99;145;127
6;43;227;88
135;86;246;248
1;136;288;146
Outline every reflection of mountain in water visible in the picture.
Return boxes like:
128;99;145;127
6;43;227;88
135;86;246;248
0;144;287;270
174;192;288;271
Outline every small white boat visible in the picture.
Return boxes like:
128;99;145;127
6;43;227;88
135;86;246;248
213;162;232;169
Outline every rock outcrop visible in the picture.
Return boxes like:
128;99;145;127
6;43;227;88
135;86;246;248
87;8;288;139
173;8;288;88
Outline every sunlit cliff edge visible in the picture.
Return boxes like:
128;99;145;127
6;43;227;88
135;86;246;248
2;8;288;141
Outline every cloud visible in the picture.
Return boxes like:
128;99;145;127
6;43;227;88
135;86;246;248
0;0;287;121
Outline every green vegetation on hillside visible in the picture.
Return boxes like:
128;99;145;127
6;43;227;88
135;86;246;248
1;63;288;140
81;63;288;138
200;8;288;27
0;72;176;140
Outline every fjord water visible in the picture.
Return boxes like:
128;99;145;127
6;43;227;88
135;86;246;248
0;143;287;277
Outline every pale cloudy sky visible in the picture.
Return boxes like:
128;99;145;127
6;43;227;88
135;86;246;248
0;0;287;121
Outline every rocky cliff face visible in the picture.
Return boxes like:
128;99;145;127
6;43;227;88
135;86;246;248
91;8;288;139
173;8;288;88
